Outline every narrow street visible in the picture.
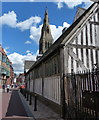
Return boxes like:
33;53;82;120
2;90;34;120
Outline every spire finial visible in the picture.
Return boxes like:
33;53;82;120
45;6;48;15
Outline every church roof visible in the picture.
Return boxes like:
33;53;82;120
26;2;99;74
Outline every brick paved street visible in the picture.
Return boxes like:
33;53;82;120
1;89;63;120
1;90;34;120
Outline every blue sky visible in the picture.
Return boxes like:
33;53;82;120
0;1;93;74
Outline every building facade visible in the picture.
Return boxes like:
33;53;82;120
25;2;99;116
24;60;35;73
0;45;14;87
16;73;25;85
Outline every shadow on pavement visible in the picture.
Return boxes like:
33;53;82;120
5;90;28;117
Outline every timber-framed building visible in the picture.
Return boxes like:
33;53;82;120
25;2;99;117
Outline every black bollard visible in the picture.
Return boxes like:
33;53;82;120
27;92;29;101
20;88;22;94
29;93;32;105
34;94;37;111
25;91;26;98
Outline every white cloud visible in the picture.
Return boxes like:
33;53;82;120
4;47;10;54
26;50;34;54
57;2;63;9
57;0;93;9
25;40;32;44
51;22;70;41
30;25;43;44
16;16;41;31
30;22;70;43
26;50;31;53
1;0;93;9
0;11;17;28
8;50;38;74
83;2;93;9
0;11;41;31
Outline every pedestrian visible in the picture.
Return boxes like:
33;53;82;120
7;85;10;93
2;84;5;92
11;84;13;88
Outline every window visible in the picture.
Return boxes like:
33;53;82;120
2;55;6;63
44;54;60;77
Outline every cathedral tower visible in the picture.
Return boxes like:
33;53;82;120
39;8;53;54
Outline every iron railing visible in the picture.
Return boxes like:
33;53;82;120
65;68;99;119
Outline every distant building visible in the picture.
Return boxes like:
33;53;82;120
24;60;35;73
10;63;14;83
16;73;25;85
0;45;14;87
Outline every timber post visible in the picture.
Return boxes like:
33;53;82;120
34;94;37;111
29;93;32;105
61;73;66;119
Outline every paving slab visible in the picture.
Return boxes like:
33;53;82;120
1;90;35;120
0;89;2;120
20;93;64;120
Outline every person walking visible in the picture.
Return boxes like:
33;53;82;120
2;84;5;92
7;85;10;93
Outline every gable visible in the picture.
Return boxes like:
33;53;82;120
64;2;99;72
61;2;99;45
74;7;86;22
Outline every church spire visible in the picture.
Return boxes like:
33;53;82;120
39;8;53;54
44;7;49;24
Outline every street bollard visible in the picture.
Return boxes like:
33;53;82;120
27;92;29;101
34;94;37;111
29;93;32;105
25;91;26;98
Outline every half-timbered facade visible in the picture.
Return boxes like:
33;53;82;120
25;2;99;116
